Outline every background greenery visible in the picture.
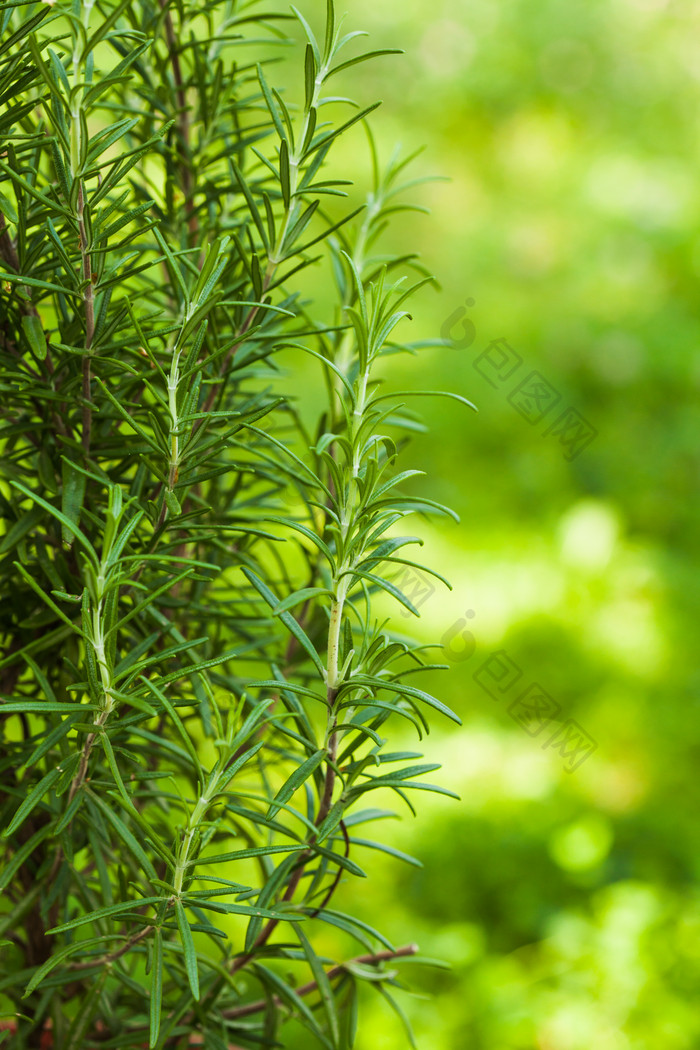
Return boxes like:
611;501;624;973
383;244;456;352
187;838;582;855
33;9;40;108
274;0;700;1047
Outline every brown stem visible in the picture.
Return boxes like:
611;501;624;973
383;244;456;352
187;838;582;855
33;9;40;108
0;217;70;441
68;707;109;807
0;212;21;274
68;732;95;808
151;231;277;520
225;724;339;978
222;944;419;1020
78;181;94;456
151;262;266;523
309;818;348;919
82;355;92;454
316;725;338;827
159;0;197;242
225;589;315;770
68;924;153;971
48;708;109;895
199;271;272;419
185;715;341;1026
217;584;342;983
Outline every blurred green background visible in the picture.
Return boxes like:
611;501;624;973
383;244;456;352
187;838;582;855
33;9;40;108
264;0;700;1047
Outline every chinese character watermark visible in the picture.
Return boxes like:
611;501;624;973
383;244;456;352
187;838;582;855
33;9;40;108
441;302;598;462
385;568;598;773
391;564;436;618
468;647;597;772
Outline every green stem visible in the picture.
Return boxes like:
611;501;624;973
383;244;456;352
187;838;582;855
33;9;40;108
173;795;209;895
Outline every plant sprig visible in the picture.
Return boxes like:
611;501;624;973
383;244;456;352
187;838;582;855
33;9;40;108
0;1;473;1047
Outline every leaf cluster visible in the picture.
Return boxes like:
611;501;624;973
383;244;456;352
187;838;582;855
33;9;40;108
0;1;471;1046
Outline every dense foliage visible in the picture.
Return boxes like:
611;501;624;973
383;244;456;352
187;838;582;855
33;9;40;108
0;2;468;1047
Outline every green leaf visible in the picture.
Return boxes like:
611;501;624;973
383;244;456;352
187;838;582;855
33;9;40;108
182;896;303;921
376;985;417;1048
48;897;165;935
341;569;420;616
0;505;44;555
13;562;87;637
379;679;462;725
87;793;159;880
347;837;422;867
3;766;61;838
140;678;204;786
327;49;403;79
150;928;163;1047
296;925;340;1045
190;844;307;867
21;315;46;359
10;482;98;565
272;586;331;615
267;748;326;820
242;569;325;675
254;963;333;1049
0;824;51;890
175;900;199;1001
323;0;336;62
0;157;72;219
164;488;181;516
0;189;17;223
256;63;287;142
61;459;87;548
279;137;291;210
313;909;394;952
22;937;112;998
304;102;381;159
291;5;320;65
304;43;316;111
340;979;358;1049
371;389;478;413
0;270;78;297
262;514;335;566
65;968;107;1049
0;702;88;715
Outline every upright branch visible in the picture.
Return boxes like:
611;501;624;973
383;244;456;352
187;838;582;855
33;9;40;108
78;181;94;455
69;1;96;455
0;2;469;1048
159;0;197;242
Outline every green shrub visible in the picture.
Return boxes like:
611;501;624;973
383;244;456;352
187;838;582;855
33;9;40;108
0;1;470;1045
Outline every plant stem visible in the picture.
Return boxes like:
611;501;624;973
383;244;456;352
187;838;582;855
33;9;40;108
68;924;153;971
199;268;274;418
71;1;95;456
317;729;338;825
159;0;197;242
67;707;109;807
200;55;324;413
173;795;209;895
222;944;419;1020
48;705;110;891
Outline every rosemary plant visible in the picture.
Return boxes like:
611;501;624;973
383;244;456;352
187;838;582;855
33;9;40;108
0;0;474;1046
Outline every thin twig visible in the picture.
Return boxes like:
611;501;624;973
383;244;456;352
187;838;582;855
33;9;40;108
198;269;273;419
222;944;419;1020
68;924;153;971
309;818;349;918
0;217;69;441
77;181;94;456
225;720;340;977
159;0;197;242
67;707;109;807
317;724;338;826
47;708;110;892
